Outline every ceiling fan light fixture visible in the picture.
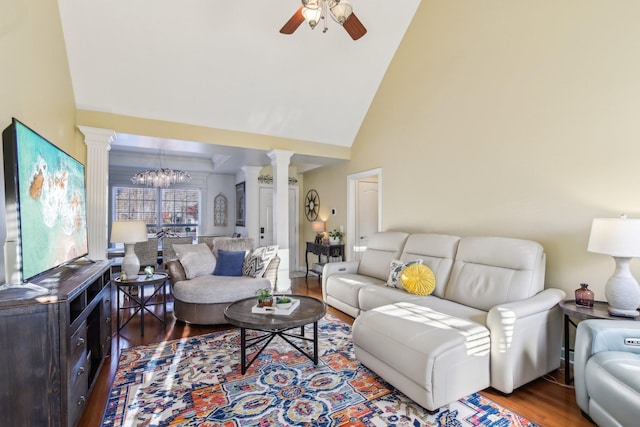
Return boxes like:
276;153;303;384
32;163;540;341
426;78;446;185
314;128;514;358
330;0;352;25
302;6;322;29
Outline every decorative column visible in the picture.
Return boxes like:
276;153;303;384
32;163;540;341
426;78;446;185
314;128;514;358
267;150;293;293
242;166;262;243
79;126;115;261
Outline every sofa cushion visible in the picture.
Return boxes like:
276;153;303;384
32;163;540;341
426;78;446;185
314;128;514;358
401;264;435;295
400;233;461;298
213;250;246;276
173;243;216;279
444;237;545;311
358;232;410;281
358;286;488;325
173;275;270;304
212;237;254;257
387;259;423;289
325;273;386;310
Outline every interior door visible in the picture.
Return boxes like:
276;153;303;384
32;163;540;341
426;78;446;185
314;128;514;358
355;179;379;261
259;187;273;246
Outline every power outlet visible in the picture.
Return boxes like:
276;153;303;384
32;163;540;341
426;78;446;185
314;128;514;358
624;338;640;346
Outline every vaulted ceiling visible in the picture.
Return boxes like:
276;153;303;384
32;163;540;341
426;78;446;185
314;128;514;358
58;0;421;172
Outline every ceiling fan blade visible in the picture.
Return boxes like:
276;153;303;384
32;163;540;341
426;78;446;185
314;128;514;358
343;12;367;40
280;6;305;34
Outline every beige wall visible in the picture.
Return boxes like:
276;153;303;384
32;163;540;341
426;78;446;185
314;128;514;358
0;0;81;159
304;0;640;300
0;0;79;280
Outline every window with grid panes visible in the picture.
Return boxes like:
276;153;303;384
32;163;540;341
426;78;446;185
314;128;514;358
112;187;200;237
113;187;158;223
161;188;200;236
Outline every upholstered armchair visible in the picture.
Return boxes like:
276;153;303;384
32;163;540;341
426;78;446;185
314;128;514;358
574;319;640;426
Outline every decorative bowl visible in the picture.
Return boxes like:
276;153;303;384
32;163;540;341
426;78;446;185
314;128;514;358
277;302;292;310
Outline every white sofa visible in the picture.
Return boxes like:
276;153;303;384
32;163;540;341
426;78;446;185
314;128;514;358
322;231;565;411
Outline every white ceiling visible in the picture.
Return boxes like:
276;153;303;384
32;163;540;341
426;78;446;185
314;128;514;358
57;0;421;173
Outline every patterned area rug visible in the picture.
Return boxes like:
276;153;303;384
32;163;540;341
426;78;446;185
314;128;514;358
102;314;538;426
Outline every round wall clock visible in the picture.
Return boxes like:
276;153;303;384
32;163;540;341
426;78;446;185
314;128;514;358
304;189;320;221
214;193;228;226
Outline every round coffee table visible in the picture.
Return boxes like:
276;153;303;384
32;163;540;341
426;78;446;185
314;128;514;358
224;295;327;374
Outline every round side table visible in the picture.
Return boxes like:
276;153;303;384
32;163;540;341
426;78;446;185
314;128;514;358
559;299;640;384
113;272;168;336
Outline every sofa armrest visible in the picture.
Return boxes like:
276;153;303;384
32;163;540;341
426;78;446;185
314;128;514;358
166;259;187;284
486;288;566;393
574;319;640;411
488;288;566;322
321;261;360;300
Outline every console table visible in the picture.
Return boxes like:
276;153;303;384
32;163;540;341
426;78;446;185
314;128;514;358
0;260;112;427
305;242;345;278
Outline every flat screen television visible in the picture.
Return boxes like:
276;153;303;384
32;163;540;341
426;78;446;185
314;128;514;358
2;118;89;286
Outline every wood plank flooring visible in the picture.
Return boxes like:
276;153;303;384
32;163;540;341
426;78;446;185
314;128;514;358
78;276;595;427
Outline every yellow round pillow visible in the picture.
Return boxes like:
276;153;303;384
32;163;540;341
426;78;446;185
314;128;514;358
401;263;436;295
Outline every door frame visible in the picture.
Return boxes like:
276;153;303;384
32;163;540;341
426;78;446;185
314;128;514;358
347;168;382;262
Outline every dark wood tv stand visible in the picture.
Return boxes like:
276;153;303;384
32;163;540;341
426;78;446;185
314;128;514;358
0;260;112;427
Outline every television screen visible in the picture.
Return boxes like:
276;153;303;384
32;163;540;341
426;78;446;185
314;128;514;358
3;118;89;282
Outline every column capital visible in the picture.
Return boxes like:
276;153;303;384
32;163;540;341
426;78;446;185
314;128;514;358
267;150;294;165
78;126;115;150
242;165;262;180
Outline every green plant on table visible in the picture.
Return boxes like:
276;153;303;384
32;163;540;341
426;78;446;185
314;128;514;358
277;296;291;304
255;288;273;307
329;229;343;239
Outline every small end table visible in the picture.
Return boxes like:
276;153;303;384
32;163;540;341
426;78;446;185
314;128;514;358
559;299;640;384
113;272;168;336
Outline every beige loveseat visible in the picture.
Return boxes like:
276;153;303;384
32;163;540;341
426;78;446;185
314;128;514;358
166;237;279;325
322;231;565;412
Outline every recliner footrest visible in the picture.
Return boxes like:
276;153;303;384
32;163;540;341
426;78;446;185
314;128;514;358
352;302;491;411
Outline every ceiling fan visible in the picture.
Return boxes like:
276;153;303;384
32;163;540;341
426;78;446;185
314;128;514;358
280;0;367;41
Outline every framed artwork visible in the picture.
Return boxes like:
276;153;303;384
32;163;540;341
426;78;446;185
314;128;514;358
235;182;245;226
214;193;227;226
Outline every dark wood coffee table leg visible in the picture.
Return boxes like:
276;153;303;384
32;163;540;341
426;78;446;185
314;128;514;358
313;321;319;365
241;327;247;374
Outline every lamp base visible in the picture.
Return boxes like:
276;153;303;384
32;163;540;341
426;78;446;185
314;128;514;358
607;306;640;318
122;243;141;279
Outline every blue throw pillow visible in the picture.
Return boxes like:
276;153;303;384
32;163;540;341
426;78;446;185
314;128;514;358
213;250;246;276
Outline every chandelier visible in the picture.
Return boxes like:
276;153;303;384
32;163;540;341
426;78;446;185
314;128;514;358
131;168;191;188
131;152;191;188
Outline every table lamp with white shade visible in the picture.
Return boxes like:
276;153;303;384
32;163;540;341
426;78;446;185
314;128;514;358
587;215;640;317
312;220;326;244
110;221;148;279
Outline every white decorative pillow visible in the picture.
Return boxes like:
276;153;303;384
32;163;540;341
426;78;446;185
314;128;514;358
249;245;279;277
386;259;423;289
174;243;216;280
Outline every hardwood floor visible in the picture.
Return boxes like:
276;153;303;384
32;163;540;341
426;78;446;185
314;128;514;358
78;276;595;427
